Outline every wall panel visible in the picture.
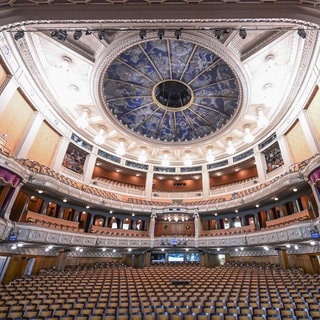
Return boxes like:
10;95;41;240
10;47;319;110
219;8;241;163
27;121;61;166
286;120;312;163
306;89;320;142
0;91;34;154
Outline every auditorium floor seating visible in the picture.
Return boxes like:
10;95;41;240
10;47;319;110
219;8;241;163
0;261;320;319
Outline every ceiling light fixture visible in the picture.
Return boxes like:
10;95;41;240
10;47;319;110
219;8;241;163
206;146;215;162
297;28;306;39
226;138;236;155
184;151;192;166
158;29;165;40
73;29;83;40
257;108;269;128
51;29;67;41
116;139;126;156
94;126;106;145
243;125;254;144
138;147;148;163
239;28;247;39
175;29;182;40
161;151;170;166
14;30;25;41
76;108;89;129
214;29;222;40
139;29;146;40
98;29;106;40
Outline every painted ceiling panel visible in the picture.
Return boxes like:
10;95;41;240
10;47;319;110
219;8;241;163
103;39;241;142
169;40;195;80
141;40;171;80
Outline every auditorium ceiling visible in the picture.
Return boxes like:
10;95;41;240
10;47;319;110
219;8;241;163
2;5;319;169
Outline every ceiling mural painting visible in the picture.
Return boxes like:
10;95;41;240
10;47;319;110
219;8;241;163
102;39;241;143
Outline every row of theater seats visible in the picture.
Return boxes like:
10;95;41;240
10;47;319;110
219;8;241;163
93;177;145;191
200;224;255;237
210;177;257;191
201;210;311;237
25;211;80;233
90;225;149;237
265;209;310;228
14;154;317;209
15;159;120;202
1;261;319;319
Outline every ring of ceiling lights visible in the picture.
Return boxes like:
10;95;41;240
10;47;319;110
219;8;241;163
96;31;247;145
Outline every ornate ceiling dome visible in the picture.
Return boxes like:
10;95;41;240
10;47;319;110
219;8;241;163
102;39;241;142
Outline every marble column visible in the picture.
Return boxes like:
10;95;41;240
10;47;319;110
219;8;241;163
83;147;98;184
254;146;267;182
145;168;154;201
202;165;210;199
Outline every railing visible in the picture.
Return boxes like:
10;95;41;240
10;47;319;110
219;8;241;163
200;224;255;237
265;209;310;228
25;211;80;232
90;225;149;237
1;153;318;212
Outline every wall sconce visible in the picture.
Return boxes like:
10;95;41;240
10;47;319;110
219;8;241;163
257;108;269;128
226;138;236;155
243;125;254;144
161;151;170;166
94;126;106;145
183;151;192;166
206;146;215;162
138;147;148;163
76;108;89;129
116;138;126;156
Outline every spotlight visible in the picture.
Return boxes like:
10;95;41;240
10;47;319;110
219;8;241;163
175;29;182;40
51;29;67;41
239;28;247;39
139;29;146;40
73;29;83;40
214;29;222;40
158;29;165;40
98;29;106;40
298;28;306;39
14;30;25;41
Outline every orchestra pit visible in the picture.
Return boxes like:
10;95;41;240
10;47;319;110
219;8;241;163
0;0;320;319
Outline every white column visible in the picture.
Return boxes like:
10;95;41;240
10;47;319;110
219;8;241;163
16;112;43;158
194;209;199;247
0;77;17;114
201;165;210;199
254;146;266;182
40;201;48;215
57;207;64;219
149;210;156;248
299;111;320;153
145;167;154;201
277;135;293;170
51;137;70;171
83;147;98;184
